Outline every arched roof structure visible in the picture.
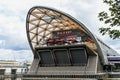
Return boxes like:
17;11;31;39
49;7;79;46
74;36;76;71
26;6;119;65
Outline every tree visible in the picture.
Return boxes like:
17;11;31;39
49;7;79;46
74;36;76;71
98;0;120;39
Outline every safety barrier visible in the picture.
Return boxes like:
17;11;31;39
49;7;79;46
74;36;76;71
0;74;22;80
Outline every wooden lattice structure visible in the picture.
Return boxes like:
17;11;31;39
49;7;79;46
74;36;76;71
26;6;89;50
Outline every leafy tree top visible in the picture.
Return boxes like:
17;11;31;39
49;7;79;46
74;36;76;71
98;0;120;39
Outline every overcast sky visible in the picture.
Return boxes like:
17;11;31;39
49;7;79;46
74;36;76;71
0;0;120;62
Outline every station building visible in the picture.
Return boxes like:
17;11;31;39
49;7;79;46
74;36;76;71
24;6;120;79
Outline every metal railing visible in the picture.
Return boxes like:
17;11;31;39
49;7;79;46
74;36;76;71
0;74;22;80
0;71;120;80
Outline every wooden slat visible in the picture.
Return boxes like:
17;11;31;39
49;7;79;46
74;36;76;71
29;22;37;26
30;34;36;41
29;26;37;31
32;11;45;14
29;18;39;23
31;13;40;18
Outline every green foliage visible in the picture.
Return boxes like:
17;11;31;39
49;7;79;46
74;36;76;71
98;0;120;39
99;28;120;39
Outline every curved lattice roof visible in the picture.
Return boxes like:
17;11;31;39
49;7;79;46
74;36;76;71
26;6;89;50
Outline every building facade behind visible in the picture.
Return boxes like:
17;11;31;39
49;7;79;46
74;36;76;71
0;60;31;75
